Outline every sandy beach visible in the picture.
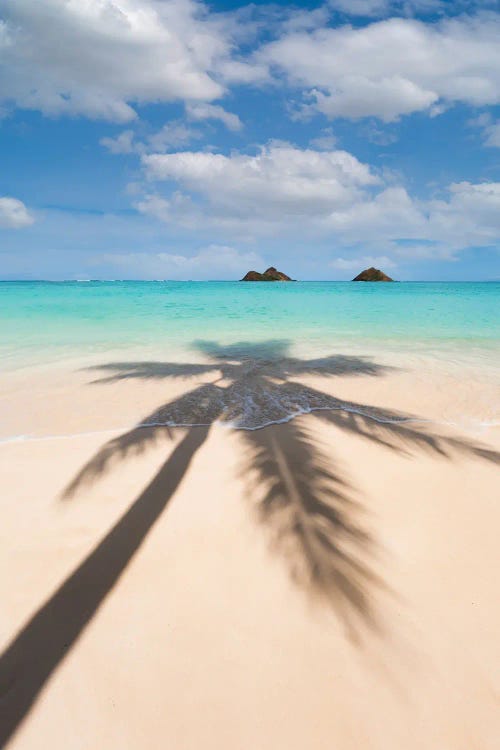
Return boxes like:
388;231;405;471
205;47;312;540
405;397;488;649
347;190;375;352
3;0;500;744
1;355;499;750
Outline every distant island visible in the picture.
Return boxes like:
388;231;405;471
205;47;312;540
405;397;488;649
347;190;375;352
352;267;393;282
241;266;293;281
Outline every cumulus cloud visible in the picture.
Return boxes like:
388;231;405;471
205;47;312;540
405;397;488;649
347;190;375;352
142;144;379;222
427;182;500;244
323;186;423;237
259;14;500;121
137;140;500;261
0;197;34;228
3;0;499;276
320;182;500;257
93;245;265;279
186;102;243;131
2;0;499;130
0;0;235;121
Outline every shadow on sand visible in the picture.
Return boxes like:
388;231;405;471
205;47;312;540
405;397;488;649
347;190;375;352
1;340;498;747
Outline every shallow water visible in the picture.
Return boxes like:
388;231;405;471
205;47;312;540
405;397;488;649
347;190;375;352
1;281;498;435
0;280;498;367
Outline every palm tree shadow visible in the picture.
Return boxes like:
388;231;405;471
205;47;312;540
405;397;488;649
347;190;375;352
1;339;498;746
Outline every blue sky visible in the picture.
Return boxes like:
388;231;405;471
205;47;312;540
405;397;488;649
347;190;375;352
0;0;499;280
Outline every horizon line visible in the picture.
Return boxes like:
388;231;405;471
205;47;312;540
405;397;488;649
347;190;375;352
1;278;499;284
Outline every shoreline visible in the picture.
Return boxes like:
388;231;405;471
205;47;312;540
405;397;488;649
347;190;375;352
1;343;498;443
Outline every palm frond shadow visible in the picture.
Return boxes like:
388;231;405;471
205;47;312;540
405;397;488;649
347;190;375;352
313;405;500;464
1;339;498;747
63;424;174;498
241;421;381;637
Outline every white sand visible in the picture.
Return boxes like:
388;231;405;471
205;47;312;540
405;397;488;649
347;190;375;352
1;359;499;749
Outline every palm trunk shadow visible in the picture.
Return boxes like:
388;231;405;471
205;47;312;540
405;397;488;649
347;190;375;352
0;425;209;749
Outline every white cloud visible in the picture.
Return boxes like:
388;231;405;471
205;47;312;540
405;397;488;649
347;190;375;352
186;102;243;131
135;191;197;227
2;0;499;132
147;121;203;152
3;0;498;131
484;122;500;148
259;14;500;121
323;186;423;237
321;182;500;254
93;244;265;279
0;0;235;121
100;121;203;155
142;144;379;222
427;182;500;244
309;127;338;150
361;122;399;145
216;58;269;85
280;5;332;32
0;197;34;228
100;130;136;154
468;113;500;148
312;78;437;121
137;141;500;260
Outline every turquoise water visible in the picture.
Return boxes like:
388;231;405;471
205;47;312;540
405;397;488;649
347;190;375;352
1;281;499;370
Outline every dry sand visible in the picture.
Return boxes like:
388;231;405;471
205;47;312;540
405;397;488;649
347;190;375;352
1;360;499;749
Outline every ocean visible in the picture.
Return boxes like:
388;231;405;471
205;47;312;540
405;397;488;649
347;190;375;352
1;280;499;371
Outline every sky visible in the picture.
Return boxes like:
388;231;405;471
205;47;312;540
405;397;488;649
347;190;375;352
0;0;499;281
